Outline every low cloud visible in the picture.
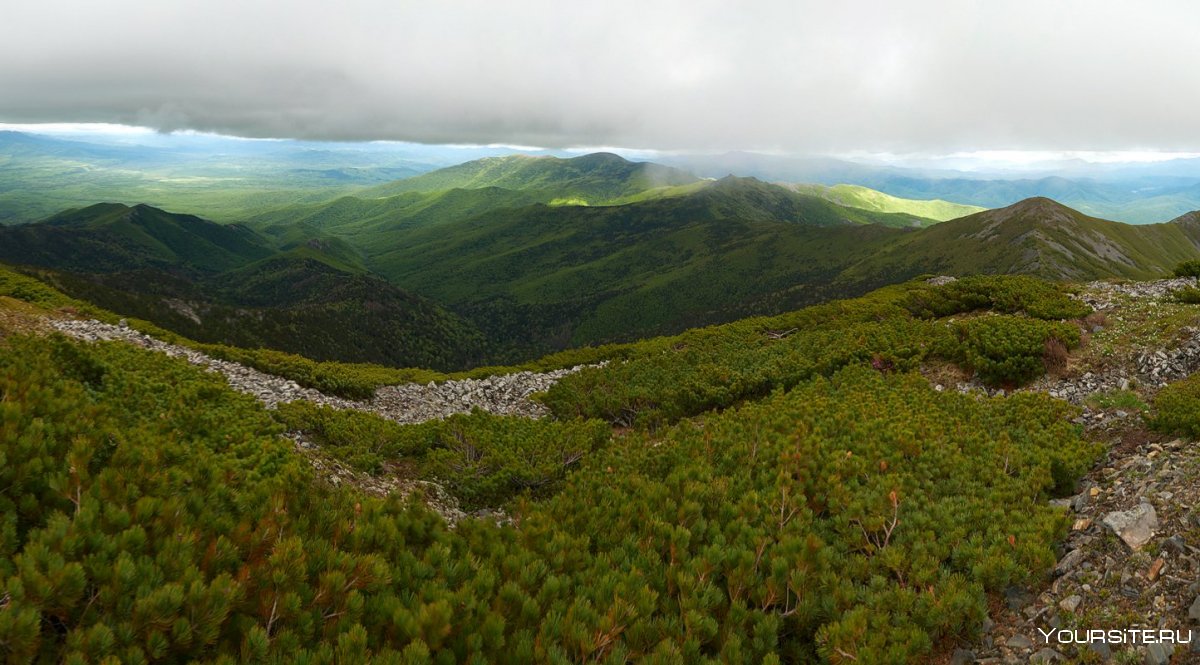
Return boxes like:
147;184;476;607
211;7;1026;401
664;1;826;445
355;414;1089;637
3;0;1200;152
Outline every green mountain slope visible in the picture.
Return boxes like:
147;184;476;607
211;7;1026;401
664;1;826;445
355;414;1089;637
0;202;273;273
247;186;542;236
365;177;912;353
361;152;699;202
0;204;487;369
840;197;1200;283
790;183;986;223
31;257;488;370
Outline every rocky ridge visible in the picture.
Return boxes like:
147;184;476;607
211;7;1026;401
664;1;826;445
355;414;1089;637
48;317;588;423
48;317;592;525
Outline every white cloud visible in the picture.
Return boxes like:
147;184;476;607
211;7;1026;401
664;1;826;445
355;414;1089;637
2;0;1199;152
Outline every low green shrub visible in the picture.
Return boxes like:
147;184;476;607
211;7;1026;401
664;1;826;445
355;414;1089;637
1151;374;1200;437
1085;389;1148;413
952;316;1081;386
1171;286;1200;304
0;319;1101;662
420;413;610;509
1174;260;1200;278
275;402;610;509
905;275;1089;321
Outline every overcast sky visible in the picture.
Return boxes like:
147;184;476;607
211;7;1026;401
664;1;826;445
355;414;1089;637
3;0;1199;154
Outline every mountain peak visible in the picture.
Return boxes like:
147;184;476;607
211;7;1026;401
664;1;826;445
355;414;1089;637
967;196;1085;228
1002;196;1075;214
568;151;630;166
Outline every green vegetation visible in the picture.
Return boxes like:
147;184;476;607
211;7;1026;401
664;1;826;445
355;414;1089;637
903;275;1091;321
790;183;985;223
951;317;1079;386
1084;389;1148;413
276;403;609;509
1171;286;1200;304
0;320;1101;662
359;152;699;203
1151;374;1200;436
1173;259;1200;278
541;277;1088;428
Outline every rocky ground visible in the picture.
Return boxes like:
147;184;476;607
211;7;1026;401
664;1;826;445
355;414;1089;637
936;278;1200;664
49;317;588;423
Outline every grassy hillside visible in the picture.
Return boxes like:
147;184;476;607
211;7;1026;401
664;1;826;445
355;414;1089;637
841;197;1200;283
0;203;273;273
790;183;985;223
0;204;489;370
361;152;699;202
246;187;542;236
363;177;913;355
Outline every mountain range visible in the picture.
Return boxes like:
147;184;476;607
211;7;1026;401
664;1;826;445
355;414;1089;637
4;150;1200;369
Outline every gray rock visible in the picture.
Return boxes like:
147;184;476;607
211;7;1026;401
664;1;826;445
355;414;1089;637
1190;595;1200;622
1089;642;1112;661
1144;642;1173;665
1005;634;1033;649
1058;595;1082;613
982;616;995;634
950;648;975;665
1163;535;1187;555
1102;503;1158;550
1005;586;1030;610
1055;549;1086;575
1029;648;1062;663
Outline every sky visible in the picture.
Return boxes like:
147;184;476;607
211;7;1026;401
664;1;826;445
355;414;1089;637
3;0;1200;156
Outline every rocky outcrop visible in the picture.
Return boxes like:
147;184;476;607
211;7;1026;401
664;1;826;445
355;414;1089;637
48;317;590;424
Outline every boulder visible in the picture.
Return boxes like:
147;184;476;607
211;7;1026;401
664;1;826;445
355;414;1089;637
1101;503;1158;550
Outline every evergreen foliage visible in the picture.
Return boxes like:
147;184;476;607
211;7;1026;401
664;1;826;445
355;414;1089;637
1173;260;1200;278
1150;373;1200;437
275;404;610;509
903;275;1090;321
0;331;1099;663
951;317;1081;386
542;278;1087;428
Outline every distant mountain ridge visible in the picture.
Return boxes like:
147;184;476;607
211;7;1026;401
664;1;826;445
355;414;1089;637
9;150;1200;368
360;152;699;202
0;202;272;273
841;197;1200;283
788;183;986;223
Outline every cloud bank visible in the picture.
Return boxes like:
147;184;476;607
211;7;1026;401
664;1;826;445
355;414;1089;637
3;0;1200;152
